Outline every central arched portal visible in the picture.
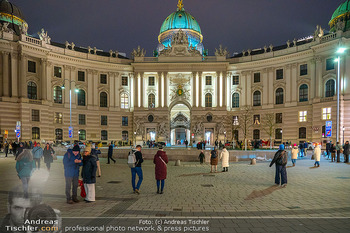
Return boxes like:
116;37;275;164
170;103;191;146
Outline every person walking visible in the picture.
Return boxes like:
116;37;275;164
304;141;308;156
184;140;188;148
336;142;341;163
43;143;55;171
63;145;82;204
153;146;168;194
299;142;304;157
81;146;97;203
326;141;331;160
343;141;349;163
269;144;288;187
15;142;24;160
220;146;229;172
107;142;116;164
32;142;43;169
314;143;321;167
4;142;9;157
198;150;205;164
330;143;336;162
131;145;144;194
16;149;36;197
91;144;102;177
291;144;299;166
210;147;218;173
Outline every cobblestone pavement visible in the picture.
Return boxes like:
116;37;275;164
0;152;349;232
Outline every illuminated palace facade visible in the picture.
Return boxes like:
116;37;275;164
0;0;350;146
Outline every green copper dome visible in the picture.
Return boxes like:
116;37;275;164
329;0;350;32
160;10;201;34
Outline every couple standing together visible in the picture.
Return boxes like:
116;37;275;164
131;145;169;194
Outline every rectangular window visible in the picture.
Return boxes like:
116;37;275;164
276;69;283;80
232;76;239;85
233;116;239;126
78;71;85;82
148;76;155;86
100;74;107;84
326;58;335;71
300;64;307;76
101;115;107;126
205;76;212;85
253;114;260;125
28;61;36;73
299;111;307;122
322;108;331;120
276;113;282;124
54;112;62;124
254;73;260;83
122;116;128;126
32;109;40;122
79;114;86;125
54;66;62;78
122;76;128;86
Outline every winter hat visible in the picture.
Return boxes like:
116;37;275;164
83;146;91;153
279;144;285;150
72;145;80;152
293;144;297;147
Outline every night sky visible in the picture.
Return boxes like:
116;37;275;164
10;0;346;57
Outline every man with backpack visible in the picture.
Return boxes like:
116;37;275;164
269;144;288;187
128;145;144;194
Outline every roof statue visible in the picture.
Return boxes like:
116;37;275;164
132;46;146;57
171;29;188;46
215;45;229;57
313;25;324;40
38;28;51;44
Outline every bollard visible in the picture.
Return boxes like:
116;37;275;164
175;160;181;166
250;158;256;165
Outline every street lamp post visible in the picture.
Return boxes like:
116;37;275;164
62;80;78;145
343;126;345;145
335;47;346;144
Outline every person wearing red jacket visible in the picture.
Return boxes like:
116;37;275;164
153;146;168;194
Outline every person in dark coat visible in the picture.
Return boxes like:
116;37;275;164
269;144;288;187
299;142;304;157
107;143;116;164
131;145;144;194
198;150;205;164
63;146;82;204
16;149;36;197
210;147;218;173
43;143;54;171
91;144;102;177
15;142;24;160
153;147;168;194
81;146;97;202
32;142;43;169
326;141;331;160
330;143;336;162
4;142;9;157
343;141;350;163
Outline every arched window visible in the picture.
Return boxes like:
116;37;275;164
299;127;306;139
77;89;86;106
101;130;108;140
275;88;284;105
325;79;335;97
253;129;260;140
121;93;129;109
32;127;40;139
299;84;308;102
232;93;239;108
55;128;63;141
205;93;212;107
53;86;62;104
148;94;155;108
27;81;37;100
79;129;86;140
275;128;282;140
100;92;108;107
253;91;261;106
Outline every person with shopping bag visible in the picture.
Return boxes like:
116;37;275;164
63;145;82;204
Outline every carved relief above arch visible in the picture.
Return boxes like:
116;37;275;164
231;86;242;95
97;86;110;94
297;78;311;87
252;85;263;92
273;80;286;89
169;98;192;111
322;73;336;82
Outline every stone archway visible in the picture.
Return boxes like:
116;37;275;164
169;100;191;146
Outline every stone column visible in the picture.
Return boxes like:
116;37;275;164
157;72;162;108
198;71;203;107
87;69;93;106
40;58;47;100
262;69;268;105
140;72;144;108
115;72;120;107
71;67;77;104
216;71;221;107
227;72;232;108
46;61;52;102
2;51;10;97
109;72;115;107
133;72;138;108
19;53;27;98
192;72;197;107
291;64;297;102
241;72;247;106
268;68;274;105
223;71;228;107
315;56;323;98
63;65;71;104
309;60;316;99
164;72;168;107
246;71;252;107
10;53;18;97
285;64;291;103
93;70;98;106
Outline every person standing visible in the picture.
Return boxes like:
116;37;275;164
153;146;168;194
32;143;43;169
269;144;288;187
330;143;336;162
299;142;304;157
107;142;116;164
15;142;24;160
210;147;218;173
335;142;341;163
43;143;55;171
314;143;321;167
16;149;36;197
130;145;144;194
343;141;349;163
81;146;97;203
198;150;205;164
4;142;9;157
91;144;102;177
184;140;188;148
63;145;82;204
291;144;299;166
304;141;308;156
220;146;229;172
326;141;331;160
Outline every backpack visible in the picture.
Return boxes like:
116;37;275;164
127;150;137;168
276;151;288;166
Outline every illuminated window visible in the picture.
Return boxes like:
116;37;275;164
32;127;40;139
232;76;239;85
233;116;239;125
121;93;129;109
206;76;212;85
322;108;331;120
148;94;155;108
254;115;260;125
53;86;63;104
299;111;307;122
79;130;86;141
205;93;212;107
55;129;63;141
54;112;62;124
54;66;62;78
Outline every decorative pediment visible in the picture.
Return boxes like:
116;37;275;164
273;80;286;89
297;78;311;86
252;84;263;92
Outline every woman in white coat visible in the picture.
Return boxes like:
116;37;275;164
291;144;299;166
314;143;321;167
220;146;230;172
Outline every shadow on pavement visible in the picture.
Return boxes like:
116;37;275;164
244;185;281;201
309;166;319;169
